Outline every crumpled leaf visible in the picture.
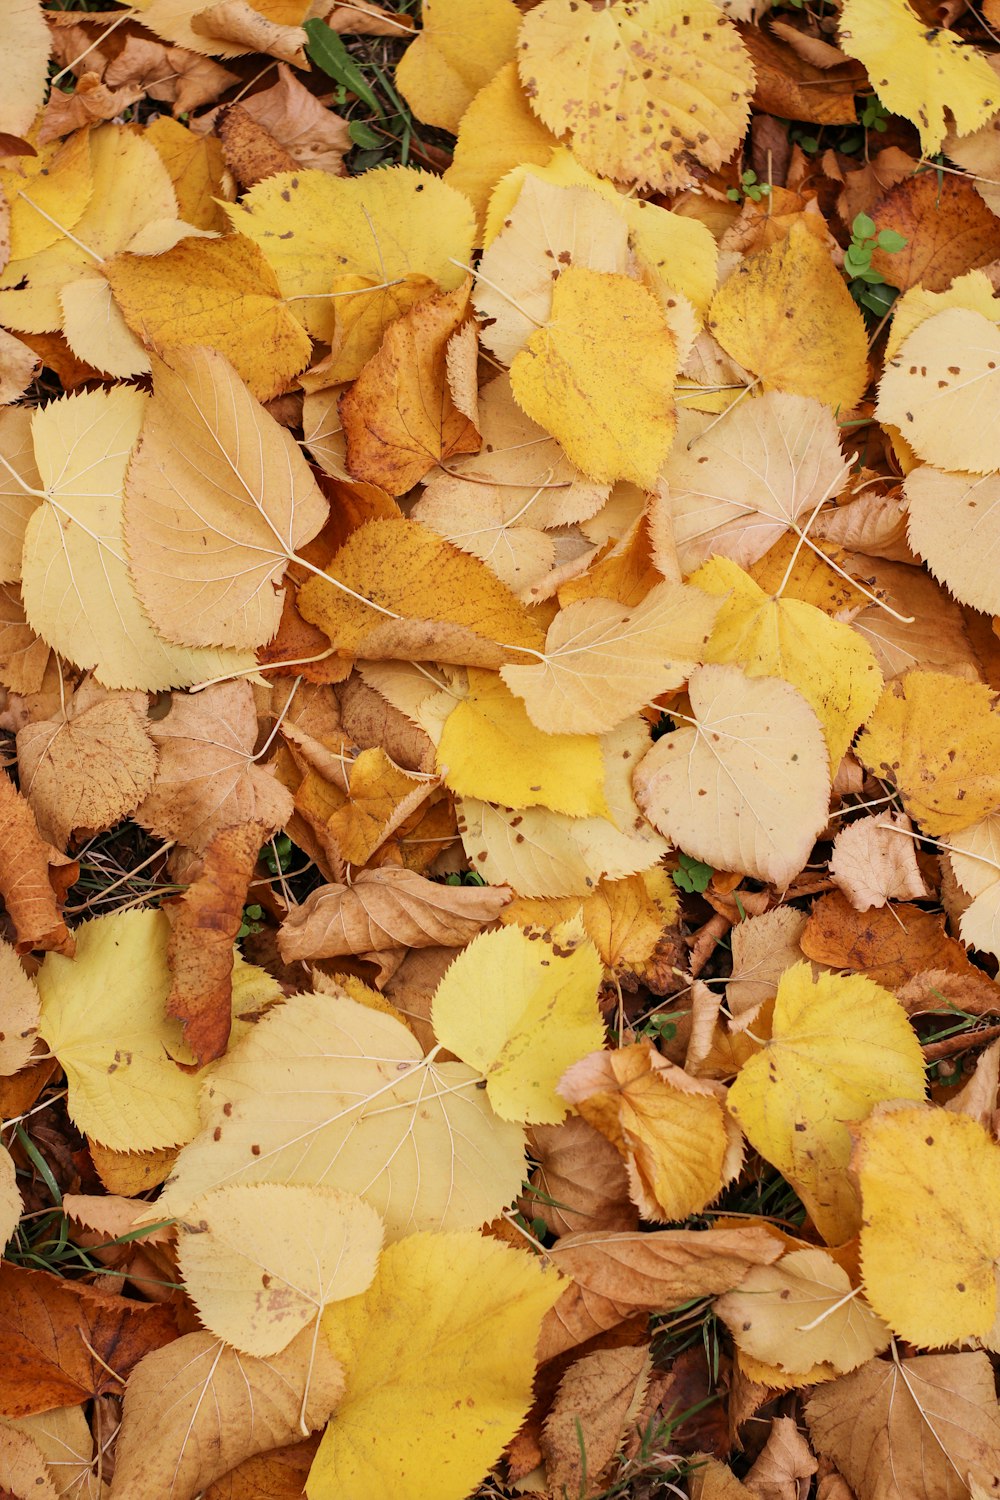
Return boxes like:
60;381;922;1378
727;963;926;1244
111;1325;344;1500
431;923;605;1123
309;1232;563;1500
135;682;293;853
125;345;328;651
178;1183;383;1356
542;1345;651;1500
517;0;754;192
0;774;75;957
278;867;511;962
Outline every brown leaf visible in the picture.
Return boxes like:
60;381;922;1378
202;1437;320;1499
277;866;511;962
0;1263;177;1417
801;890;979;989
135;682;293;853
16;680;158;849
896;966;1000;1017
869;173;1000;293
221;63;351;175
542;1345;651;1499
315;1;415;35
38;72;145;144
165;821;266;1066
745;1417;818;1500
829;812;931;912
806;1352;1000;1500
338;674;436;774
339;280;481;495
0;775;75;956
106;35;238;117
216;104;299;191
111;1327;343;1500
0;329;39;406
741;23;865;125
190;1;308;65
523;1116;639;1238
539;1227;783;1363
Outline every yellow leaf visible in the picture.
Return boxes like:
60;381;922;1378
517;0;754;192
0;1146;22;1254
691;557;883;765
856;670;1000;836
633;665;830;888
501;581;719;736
437;669;608;816
510;265;677;487
0;1;50;138
905;467;1000;617
296;517;546;670
0;128;91;262
0;407;41;584
395;0;521;132
442;62;557;234
36;910;202;1151
20;387;254;690
103;234;311;402
137;0;309;56
125;345;329;651
947;813;1000;960
144;115;228;231
883;269;1000;363
559;1042;729;1221
156;990;526;1239
656;391;851;573
715;1248;890;1376
304;271;438;389
727;963;926;1244
310;1232;563;1500
856;1105;1000;1345
878;308;1000;475
747;532;868;617
457;718;669;898
178;1184;383;1356
225;165;474;341
0;941;39;1077
839;0;998;153
501;870;679;984
431;924;605;1122
326;747;433;866
709;222;868;412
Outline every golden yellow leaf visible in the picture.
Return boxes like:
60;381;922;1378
297;517;545;670
856;670;1000;836
510;265;677;487
137;0;309;56
225;165;474;341
326;748;433;867
715;1248;890;1376
856;1105;1000;1345
884;269;1000;362
20;387;254;691
125;345;328;651
517;0;754;192
728;964;926;1244
338;280;479;495
0;128;91;263
436;669;607;816
839;0;998;153
691;557;883;764
395;0;520;131
144;115;228;231
431;924;605;1122
310;1231;563;1500
655;391;850;574
103;234;311;402
457;717;669;898
156;990;526;1239
178;1184;383;1357
0;2;50;137
709;222;868;412
633;665;830;888
559;1043;730;1221
878;308;1000;475
501;581;720;736
36;910;202;1151
442;62;557;233
304;271;438;390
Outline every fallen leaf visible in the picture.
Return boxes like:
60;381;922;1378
0;1421;59;1500
0;774;75;956
395;0;520;132
829;811;930;911
111;1326;343;1500
868;172;1000;293
727;962;926;1243
524;1115;638;1238
442;62;557;232
542;1345;651;1500
0;2;50;138
191;1;307;64
310;1231;562;1500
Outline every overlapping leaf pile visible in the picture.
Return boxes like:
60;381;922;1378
2;0;1000;1496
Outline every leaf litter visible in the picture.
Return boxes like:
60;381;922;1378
3;1;1000;1497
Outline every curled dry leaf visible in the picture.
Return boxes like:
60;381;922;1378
165;820;266;1066
110;1325;344;1500
135;682;293;854
16;679;158;849
524;1116;638;1238
278;866;511;963
0;773;75;956
542;1345;651;1500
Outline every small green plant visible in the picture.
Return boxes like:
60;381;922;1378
672;852;714;894
726;168;771;204
844;212;907;317
263;833;295;876
635;1011;681;1044
237;903;265;941
859;95;891;134
443;869;487;887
